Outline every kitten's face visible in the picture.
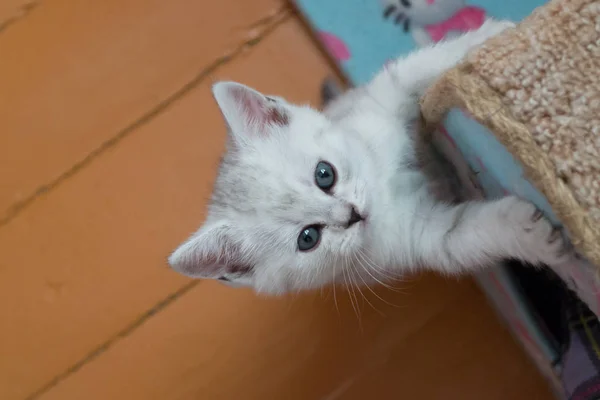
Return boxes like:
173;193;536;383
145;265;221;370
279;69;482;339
168;82;381;294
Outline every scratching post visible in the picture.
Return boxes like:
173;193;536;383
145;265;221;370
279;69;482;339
421;0;600;268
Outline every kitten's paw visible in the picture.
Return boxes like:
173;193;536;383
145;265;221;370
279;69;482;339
469;19;515;46
507;198;573;266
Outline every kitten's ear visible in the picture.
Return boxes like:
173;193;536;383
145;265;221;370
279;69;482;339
212;81;289;141
168;222;253;279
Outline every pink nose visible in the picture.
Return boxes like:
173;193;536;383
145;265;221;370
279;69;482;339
346;205;364;228
426;0;435;4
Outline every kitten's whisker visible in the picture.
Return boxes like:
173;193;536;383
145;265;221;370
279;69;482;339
342;256;361;326
361;257;398;282
364;247;416;292
349;264;369;331
369;265;406;289
320;283;331;301
349;256;370;309
331;253;340;315
346;258;364;328
357;249;398;286
357;248;400;282
349;271;364;327
360;249;410;295
355;252;403;308
351;255;385;316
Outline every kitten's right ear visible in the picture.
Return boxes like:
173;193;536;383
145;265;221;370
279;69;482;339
168;221;253;279
212;81;289;144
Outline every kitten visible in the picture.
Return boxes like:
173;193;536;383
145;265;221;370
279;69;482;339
168;19;572;295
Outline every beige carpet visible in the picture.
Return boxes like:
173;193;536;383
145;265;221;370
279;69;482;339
421;0;600;267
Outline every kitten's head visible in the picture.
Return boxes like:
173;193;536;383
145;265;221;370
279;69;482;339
168;82;381;294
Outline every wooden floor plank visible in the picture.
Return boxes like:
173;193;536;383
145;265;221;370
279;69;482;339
336;291;552;400
37;276;551;400
0;0;35;32
0;0;282;221
0;18;333;400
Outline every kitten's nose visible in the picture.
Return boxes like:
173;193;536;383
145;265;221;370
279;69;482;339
346;205;364;228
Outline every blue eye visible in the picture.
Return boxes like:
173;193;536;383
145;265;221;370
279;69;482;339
315;161;336;191
298;225;322;251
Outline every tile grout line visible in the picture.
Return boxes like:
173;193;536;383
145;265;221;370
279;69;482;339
22;8;291;400
0;6;292;230
0;1;39;35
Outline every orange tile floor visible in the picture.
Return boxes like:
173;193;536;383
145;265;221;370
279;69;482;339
1;1;553;399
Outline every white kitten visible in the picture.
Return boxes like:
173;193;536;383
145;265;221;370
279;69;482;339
169;20;571;295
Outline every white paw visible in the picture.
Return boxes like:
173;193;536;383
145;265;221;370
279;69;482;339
505;198;573;266
469;19;515;46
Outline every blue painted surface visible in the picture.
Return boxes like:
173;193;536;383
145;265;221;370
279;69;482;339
295;0;546;84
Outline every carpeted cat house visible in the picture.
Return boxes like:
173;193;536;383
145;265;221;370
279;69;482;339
420;0;600;268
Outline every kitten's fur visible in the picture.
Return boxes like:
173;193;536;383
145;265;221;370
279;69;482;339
169;20;572;295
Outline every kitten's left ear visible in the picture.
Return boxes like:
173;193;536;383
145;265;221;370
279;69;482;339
212;81;289;141
168;221;254;280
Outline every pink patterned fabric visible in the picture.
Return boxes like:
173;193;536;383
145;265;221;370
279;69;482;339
318;31;351;61
425;6;486;43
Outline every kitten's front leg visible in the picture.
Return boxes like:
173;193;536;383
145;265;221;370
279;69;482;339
366;19;515;119
411;196;572;274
